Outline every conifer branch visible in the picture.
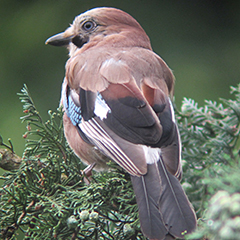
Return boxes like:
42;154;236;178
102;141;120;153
1;84;240;239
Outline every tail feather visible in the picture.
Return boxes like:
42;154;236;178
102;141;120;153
131;172;167;239
131;157;196;240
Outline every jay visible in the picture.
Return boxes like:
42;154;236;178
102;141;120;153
46;7;196;240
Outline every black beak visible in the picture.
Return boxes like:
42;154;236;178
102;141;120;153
45;32;73;46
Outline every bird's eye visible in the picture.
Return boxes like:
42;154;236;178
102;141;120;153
82;21;95;31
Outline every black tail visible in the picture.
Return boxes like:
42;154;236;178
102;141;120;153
131;157;196;240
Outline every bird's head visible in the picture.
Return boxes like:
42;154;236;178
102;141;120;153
45;7;151;56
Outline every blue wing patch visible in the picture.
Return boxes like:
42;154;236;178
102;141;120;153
67;95;82;126
62;84;110;126
62;85;82;126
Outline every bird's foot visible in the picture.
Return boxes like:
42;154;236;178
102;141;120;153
81;163;96;185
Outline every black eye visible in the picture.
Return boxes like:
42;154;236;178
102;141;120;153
82;21;95;31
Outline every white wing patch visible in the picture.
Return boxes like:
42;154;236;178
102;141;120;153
94;93;111;120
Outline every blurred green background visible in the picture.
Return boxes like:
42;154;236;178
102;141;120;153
1;0;240;157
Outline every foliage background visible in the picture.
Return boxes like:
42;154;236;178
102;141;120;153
1;84;240;239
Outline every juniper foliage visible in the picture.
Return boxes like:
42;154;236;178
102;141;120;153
0;84;240;239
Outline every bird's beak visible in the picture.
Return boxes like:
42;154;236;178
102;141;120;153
45;27;74;46
46;24;89;48
45;32;73;46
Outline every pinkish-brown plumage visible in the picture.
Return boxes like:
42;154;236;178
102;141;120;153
46;7;196;239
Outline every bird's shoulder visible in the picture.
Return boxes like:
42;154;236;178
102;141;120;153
66;46;174;94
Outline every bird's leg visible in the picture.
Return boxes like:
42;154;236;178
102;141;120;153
81;162;96;185
82;162;96;176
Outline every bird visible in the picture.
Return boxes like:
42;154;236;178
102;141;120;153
45;7;197;240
